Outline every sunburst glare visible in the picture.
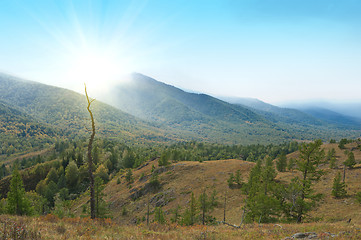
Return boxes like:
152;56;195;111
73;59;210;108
65;45;133;95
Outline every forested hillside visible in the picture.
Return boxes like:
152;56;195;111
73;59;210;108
0;100;59;157
102;73;361;143
1;73;361;152
0;73;181;154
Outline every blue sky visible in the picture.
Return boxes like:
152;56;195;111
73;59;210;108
0;0;361;104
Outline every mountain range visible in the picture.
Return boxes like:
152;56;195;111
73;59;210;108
0;72;360;157
98;73;361;140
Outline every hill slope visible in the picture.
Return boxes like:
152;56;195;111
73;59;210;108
0;73;289;145
0;100;59;156
0;73;181;147
1;72;360;146
101;73;361;142
104;73;264;124
86;143;361;225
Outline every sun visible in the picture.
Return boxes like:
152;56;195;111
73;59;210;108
65;47;132;96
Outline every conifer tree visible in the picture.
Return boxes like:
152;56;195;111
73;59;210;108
94;176;110;218
154;207;166;224
199;190;214;225
181;192;198;225
158;151;170;166
171;205;181;223
234;170;242;187
65;161;79;191
327;148;337;169
7;167;32;215
227;173;234;188
332;172;347;198
95;164;109;183
276;153;287;172
46;168;58;184
125;169;134;184
262;157;277;195
287;158;295;171
338;139;348;149
344;151;356;169
122;149;135;168
294;139;325;223
243;159;262;197
243;157;280;223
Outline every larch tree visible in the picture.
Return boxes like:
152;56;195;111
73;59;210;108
294;139;325;223
7;167;32;215
276;153;287;172
332;172;347;198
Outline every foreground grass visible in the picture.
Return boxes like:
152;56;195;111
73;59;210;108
1;214;361;239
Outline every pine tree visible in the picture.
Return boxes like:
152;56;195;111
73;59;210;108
125;169;134;184
154;207;166;224
338;139;348;149
332;172;347;198
181;192;198;225
327;148;337;169
75;151;83;167
65;161;79;191
122;149;135;168
234;170;242;187
171;205;181;223
199;190;210;225
288;158;295;171
243;159;262;197
95;164;109;183
7;167;32;215
158;152;170;167
276;153;287;172
227;173;234;188
294;140;325;223
262;157;277;195
109;149;119;172
46;168;58;184
94;177;110;218
344;151;356;169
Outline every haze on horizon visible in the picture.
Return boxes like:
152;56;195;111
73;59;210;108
0;0;361;105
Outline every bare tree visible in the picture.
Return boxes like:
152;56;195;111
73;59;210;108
85;84;96;219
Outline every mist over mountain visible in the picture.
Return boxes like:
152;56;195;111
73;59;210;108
97;73;361;142
219;96;361;130
281;101;361;119
1;72;360;149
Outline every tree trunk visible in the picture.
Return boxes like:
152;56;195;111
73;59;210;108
147;194;150;226
85;85;96;219
223;191;227;222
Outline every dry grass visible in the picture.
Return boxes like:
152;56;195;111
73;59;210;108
94;143;361;225
1;214;361;239
278;143;361;223
1;143;361;239
98;158;255;225
64;142;361;239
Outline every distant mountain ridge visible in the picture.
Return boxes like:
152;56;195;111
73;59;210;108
104;73;264;124
1;72;360;151
220;96;361;130
99;73;361;142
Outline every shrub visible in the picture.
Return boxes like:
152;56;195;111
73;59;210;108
356;192;361;203
0;217;41;239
